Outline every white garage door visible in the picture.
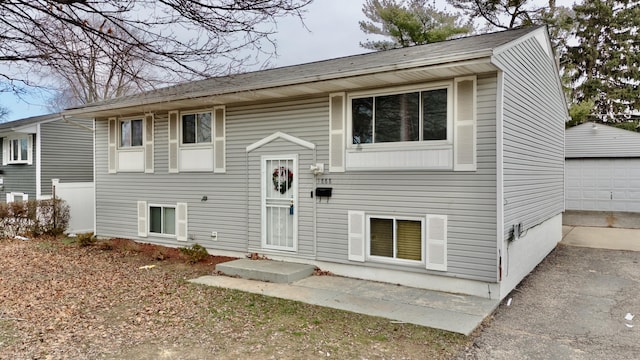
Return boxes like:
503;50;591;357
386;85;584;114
565;158;640;212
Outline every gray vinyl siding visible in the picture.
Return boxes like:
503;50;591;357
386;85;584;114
493;37;566;238
313;74;499;282
95;98;328;253
237;99;327;258
95;76;499;282
566;122;640;158
0;136;36;200
40;119;94;196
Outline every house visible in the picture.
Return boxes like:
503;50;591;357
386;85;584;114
565;122;640;213
0;113;93;202
64;26;567;300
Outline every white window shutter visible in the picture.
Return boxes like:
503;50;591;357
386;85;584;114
144;113;154;173
27;135;33;165
329;93;346;173
137;201;148;237
2;138;8;166
176;202;188;241
168;111;179;173
108;118;117;173
213;106;226;173
426;214;447;271
453;76;477;171
347;210;366;262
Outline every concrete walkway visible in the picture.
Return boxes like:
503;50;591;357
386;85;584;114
190;274;499;336
562;225;640;251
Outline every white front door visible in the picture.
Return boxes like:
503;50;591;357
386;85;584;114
262;156;298;251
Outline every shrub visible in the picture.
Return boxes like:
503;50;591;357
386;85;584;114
0;198;70;238
179;243;209;263
77;232;96;247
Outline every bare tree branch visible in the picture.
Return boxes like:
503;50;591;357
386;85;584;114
0;0;312;97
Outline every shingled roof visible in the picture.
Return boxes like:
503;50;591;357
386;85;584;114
0;113;61;134
65;26;543;117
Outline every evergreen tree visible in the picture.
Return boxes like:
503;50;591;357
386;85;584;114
565;0;640;121
446;0;564;30
359;0;473;51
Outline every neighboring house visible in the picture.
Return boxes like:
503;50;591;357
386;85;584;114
0;113;94;202
565;122;640;212
64;26;567;300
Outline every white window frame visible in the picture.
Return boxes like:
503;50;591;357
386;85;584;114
148;204;177;237
366;214;426;266
180;110;213;147
6;192;28;203
6;135;32;165
118;117;144;149
347;81;454;151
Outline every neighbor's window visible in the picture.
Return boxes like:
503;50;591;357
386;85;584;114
149;205;176;235
9;136;29;163
352;88;448;144
182;112;212;144
120;119;143;147
370;217;423;262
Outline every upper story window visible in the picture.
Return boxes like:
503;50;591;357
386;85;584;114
9;137;30;163
120;119;143;148
182;112;212;145
2;135;32;166
108;114;154;174
351;85;450;146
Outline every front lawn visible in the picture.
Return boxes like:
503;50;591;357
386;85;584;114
0;237;467;359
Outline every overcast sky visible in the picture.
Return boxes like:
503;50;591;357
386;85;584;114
0;0;574;121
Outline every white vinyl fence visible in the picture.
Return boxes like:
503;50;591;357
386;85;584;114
52;179;95;234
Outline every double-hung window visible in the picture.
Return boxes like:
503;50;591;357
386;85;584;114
182;112;212;145
9;137;30;163
351;86;450;145
149;205;176;236
120;119;143;148
369;216;424;264
3;134;32;165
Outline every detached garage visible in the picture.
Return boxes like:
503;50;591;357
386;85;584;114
565;122;640;213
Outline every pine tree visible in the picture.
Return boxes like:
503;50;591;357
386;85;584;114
359;0;473;51
565;0;640;121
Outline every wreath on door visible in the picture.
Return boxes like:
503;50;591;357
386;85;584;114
272;167;293;194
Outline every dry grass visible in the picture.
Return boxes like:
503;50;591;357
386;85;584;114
0;236;468;359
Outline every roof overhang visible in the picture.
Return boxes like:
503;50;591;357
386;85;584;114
64;53;497;119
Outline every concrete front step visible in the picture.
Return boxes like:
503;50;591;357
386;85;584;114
215;258;316;283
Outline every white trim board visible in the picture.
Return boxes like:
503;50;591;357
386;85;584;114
246;132;315;153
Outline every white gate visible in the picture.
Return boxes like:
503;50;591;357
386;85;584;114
52;180;95;234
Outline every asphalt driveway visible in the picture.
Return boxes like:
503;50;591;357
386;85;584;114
458;229;640;359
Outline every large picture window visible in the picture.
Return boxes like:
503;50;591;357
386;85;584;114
120;119;143;148
149;205;176;236
369;216;423;262
352;87;448;145
182;112;212;144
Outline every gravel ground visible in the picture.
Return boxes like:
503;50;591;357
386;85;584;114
458;244;640;360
